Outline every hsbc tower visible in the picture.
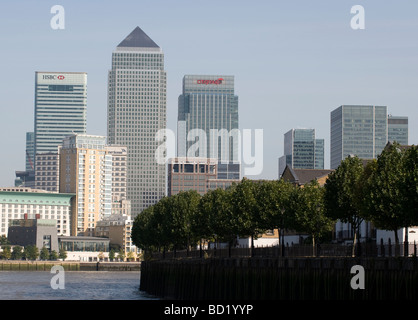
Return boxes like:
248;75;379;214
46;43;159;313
34;71;87;155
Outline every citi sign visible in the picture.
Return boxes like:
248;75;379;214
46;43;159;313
197;78;224;85
43;74;65;80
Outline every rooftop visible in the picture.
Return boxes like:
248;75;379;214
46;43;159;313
117;26;159;48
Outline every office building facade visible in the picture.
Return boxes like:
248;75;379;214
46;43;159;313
34;152;60;192
107;27;166;217
167;157;217;196
0;191;74;237
177;75;240;179
388;115;408;146
278;129;324;177
167;157;240;196
34;71;87;155
330;105;388;169
25;132;35;172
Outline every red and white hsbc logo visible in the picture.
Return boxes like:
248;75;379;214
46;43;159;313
43;74;65;80
197;78;224;85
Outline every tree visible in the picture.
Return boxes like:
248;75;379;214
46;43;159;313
118;249;125;262
127;251;135;262
324;156;365;256
24;245;39;260
40;246;50;260
402;146;418;226
364;143;415;255
286;180;335;256
98;252;105;261
11;245;23;260
0;235;10;245
199;188;237;255
49;250;58;261
231;178;262;254
255;179;294;249
109;249;116;261
59;248;67;260
170;191;201;252
1;246;11;260
131;205;157;251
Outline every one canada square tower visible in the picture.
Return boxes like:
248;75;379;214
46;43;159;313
107;27;167;217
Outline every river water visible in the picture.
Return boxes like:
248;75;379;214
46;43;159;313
0;271;158;300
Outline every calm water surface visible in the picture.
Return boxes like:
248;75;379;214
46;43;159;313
0;271;159;300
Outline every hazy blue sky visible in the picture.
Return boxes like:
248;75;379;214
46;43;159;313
0;0;417;185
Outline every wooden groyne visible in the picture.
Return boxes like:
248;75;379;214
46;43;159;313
140;257;418;300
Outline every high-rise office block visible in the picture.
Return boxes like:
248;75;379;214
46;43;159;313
278;128;324;177
177;75;240;179
34;152;59;193
330;105;388;169
25;132;35;172
388;115;408;145
34;72;87;155
59;134;113;236
107;27;166;217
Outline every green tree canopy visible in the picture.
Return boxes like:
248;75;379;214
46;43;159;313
40;246;49;260
364;143;416;251
24;245;39;260
11;245;23;260
324;156;366;256
59;248;67;260
286;180;335;256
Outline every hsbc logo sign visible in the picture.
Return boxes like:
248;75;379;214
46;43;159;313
42;74;65;80
197;78;224;85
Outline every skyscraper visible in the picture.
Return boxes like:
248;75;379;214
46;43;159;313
278;128;324;177
34;72;87;155
388;115;408;145
177;75;240;179
25;132;35;172
330;105;388;169
107;27;166;217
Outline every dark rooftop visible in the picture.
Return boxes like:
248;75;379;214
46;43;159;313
117;26;159;48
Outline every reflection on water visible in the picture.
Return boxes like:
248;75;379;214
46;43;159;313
0;271;158;300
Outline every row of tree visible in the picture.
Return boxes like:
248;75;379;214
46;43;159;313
0;245;68;261
131;143;418;256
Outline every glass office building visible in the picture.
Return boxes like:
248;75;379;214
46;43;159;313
330;105;388;169
278;129;324;177
34;72;87;155
25;132;35;172
177;75;240;179
107;27;166;217
388;115;408;145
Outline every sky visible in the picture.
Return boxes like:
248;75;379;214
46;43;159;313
0;0;417;185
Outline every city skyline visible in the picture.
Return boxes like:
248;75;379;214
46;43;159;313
1;1;417;185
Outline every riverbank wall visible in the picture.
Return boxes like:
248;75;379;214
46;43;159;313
139;257;418;300
0;261;141;271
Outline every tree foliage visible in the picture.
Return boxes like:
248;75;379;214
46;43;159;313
286;180;335;255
